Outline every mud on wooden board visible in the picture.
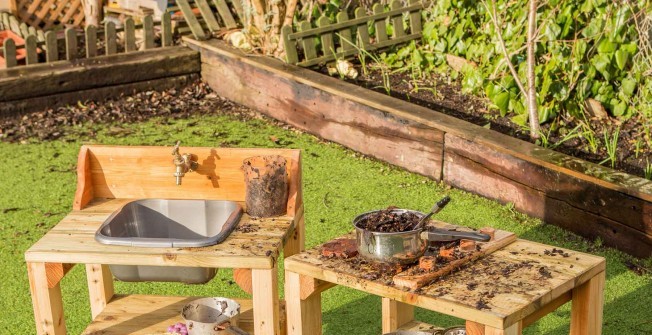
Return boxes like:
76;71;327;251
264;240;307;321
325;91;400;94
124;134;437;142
292;238;604;321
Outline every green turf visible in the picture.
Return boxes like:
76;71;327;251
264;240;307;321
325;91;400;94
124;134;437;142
0;112;650;334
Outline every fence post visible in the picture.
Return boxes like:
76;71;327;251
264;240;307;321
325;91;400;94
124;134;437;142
281;25;298;64
143;15;154;49
85;25;97;57
44;30;58;62
25;34;38;65
409;0;422;34
299;21;316;61
2;38;17;68
105;21;117;55
337;12;353;53
354;8;370;49
390;0;405;38
124;18;136;52
373;4;388;43
161;12;172;47
65;28;78;60
317;16;334;57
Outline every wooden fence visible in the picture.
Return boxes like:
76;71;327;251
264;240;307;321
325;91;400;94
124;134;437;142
174;0;241;40
10;0;86;29
282;0;424;67
1;12;173;69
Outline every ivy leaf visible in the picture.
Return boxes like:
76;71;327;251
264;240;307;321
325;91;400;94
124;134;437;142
597;39;618;54
621;77;637;97
615;49;630;70
492;91;510;116
511;113;528;126
544;22;562;41
591;54;612;81
582;18;603;38
612;100;627;117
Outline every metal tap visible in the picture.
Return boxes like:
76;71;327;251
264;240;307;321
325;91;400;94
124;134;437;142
172;141;198;185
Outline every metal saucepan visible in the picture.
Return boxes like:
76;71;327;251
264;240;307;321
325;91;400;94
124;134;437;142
181;297;249;335
353;209;490;265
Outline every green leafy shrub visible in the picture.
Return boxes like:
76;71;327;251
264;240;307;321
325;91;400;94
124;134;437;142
391;0;651;126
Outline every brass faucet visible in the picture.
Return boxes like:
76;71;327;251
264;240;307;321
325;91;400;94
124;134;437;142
172;141;198;186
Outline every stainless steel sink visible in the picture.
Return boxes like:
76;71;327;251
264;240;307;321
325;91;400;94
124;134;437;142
95;199;243;283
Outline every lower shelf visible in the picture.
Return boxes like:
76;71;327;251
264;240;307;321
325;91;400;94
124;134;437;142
396;320;444;333
82;294;286;335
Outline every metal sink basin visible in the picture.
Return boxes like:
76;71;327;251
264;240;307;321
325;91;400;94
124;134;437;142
95;199;243;283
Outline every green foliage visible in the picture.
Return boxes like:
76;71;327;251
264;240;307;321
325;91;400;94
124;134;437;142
387;0;651;123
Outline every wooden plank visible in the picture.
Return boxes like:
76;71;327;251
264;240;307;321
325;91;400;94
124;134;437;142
44;30;58;62
177;0;208;40
124;18;137;52
317;17;334;57
37;29;45;42
298;21;316;61
570;271;605;335
444;144;652;258
354;8;370;49
85;264;114;319
45;263;74;289
466;321;486;335
393;228;517;290
0;74;199;117
25;34;38;65
8;15;20;35
390;0;405;38
28;262;66;335
485;323;522;335
522;291;571;327
143;15;155;49
196;41;444;180
196;0;220;32
284;236;604;329
85;25;97;57
336;11;354;52
73;145;94;211
252;267;280;335
19;22;28;37
281;25;299;64
382;298;414;333
161;12;173;47
408;0;422;34
213;0;237;29
229;0;245;23
105;21;117;55
0;47;200;102
285;271;322;335
82;295;287;335
65;28;77;60
2;38;16;68
444;133;652;240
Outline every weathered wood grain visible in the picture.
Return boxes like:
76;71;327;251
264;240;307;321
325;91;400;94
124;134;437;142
198;46;444;180
0;47;200;102
444;147;652;258
82;295;287;335
0;74;199;118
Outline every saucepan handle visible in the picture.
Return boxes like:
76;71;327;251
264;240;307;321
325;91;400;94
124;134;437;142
422;229;491;242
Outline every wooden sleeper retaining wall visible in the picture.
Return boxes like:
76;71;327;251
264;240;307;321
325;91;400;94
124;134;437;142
0;46;201;116
186;38;652;258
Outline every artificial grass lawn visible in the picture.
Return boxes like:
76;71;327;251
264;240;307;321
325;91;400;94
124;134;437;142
0;112;650;334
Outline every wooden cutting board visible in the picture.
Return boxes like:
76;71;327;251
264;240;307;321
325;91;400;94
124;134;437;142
393;227;516;290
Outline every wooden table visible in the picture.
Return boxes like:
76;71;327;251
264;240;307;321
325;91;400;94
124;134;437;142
25;145;305;335
284;236;606;335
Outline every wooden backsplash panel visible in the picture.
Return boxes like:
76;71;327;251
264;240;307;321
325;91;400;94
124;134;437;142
73;145;301;212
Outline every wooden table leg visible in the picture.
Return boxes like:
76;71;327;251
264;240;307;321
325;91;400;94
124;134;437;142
381;298;414;333
570;270;605;335
252;266;281;335
85;264;115;319
285;271;322;335
27;262;67;335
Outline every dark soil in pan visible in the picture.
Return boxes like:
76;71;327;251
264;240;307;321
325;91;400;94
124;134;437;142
326;65;652;180
355;207;421;232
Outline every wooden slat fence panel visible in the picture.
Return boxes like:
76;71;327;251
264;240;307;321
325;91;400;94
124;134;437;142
13;0;86;29
282;0;425;67
173;0;241;39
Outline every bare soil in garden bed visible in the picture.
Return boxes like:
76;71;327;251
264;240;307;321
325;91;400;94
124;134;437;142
0;80;258;143
331;65;652;180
